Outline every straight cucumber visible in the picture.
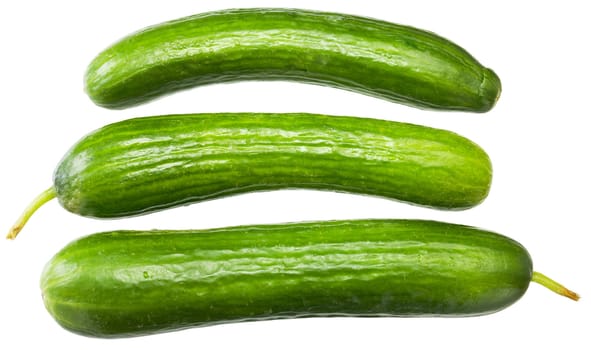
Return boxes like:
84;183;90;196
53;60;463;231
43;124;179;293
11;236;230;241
8;113;492;239
85;8;501;111
40;219;578;338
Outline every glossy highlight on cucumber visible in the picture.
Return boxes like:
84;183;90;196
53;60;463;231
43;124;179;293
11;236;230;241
85;8;501;111
40;219;578;338
7;113;492;239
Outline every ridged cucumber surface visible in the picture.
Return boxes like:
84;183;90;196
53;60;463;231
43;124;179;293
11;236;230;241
7;113;493;239
40;219;577;338
85;8;501;111
52;113;492;218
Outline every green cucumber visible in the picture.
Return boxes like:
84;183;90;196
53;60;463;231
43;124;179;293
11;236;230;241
85;8;501;111
40;219;578;338
8;113;492;239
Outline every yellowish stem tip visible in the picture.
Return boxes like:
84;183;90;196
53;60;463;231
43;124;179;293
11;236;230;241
6;187;56;240
6;225;23;240
532;271;580;301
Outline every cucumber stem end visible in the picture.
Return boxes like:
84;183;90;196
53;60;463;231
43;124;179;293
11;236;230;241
6;187;56;240
532;271;579;301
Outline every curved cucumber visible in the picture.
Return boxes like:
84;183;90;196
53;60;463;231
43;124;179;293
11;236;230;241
40;219;578;338
85;8;501;111
7;113;492;238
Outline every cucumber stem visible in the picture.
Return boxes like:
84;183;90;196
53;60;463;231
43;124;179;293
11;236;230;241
532;271;580;301
6;187;56;240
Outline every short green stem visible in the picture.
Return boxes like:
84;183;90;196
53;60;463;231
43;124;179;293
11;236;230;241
6;187;56;240
532;271;580;301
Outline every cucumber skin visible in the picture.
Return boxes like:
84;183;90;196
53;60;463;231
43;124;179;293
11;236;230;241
41;219;533;338
53;113;492;217
85;8;501;111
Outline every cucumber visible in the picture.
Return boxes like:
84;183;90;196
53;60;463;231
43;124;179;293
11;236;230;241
40;219;578;338
85;8;501;111
8;113;492;239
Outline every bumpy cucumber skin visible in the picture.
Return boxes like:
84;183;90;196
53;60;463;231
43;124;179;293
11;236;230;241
41;219;533;338
85;8;501;111
53;113;492;218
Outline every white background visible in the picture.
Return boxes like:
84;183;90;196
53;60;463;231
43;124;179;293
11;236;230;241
0;0;588;348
